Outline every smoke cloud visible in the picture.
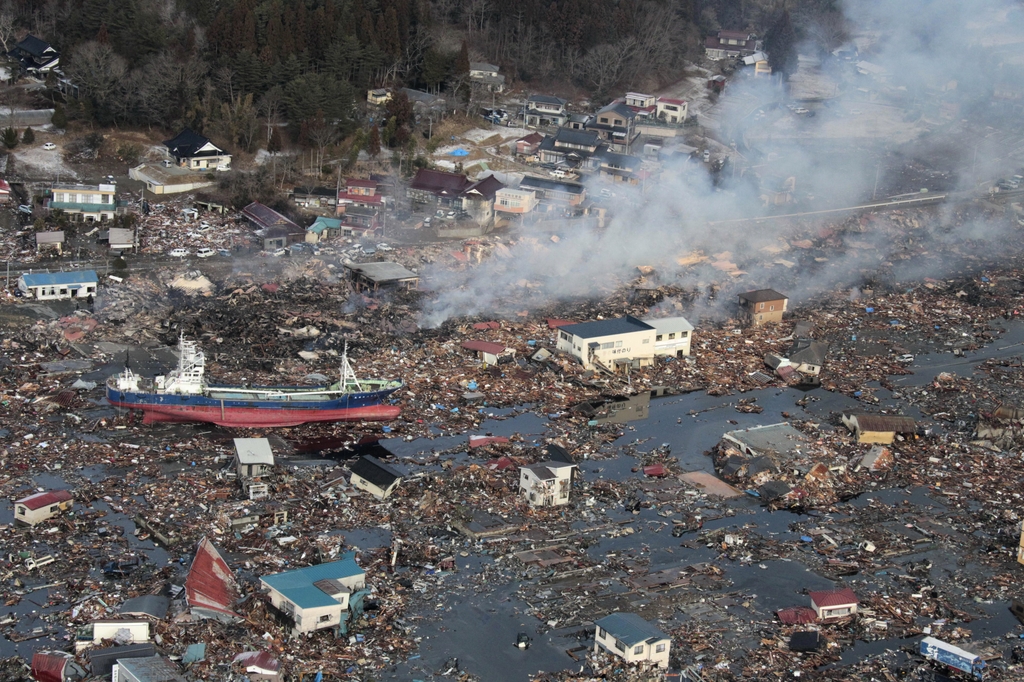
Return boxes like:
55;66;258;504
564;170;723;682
419;0;1024;327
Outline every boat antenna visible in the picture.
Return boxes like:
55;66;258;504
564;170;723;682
125;345;130;371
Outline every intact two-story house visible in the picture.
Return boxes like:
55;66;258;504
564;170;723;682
537;128;603;170
520;460;576;506
469;62;505;92
704;30;761;60
525;94;569;127
586;103;639;153
494;188;538;216
594;613;671;668
47;183;119;221
260;553;366;636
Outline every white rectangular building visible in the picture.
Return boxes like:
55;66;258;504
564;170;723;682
260;553;365;635
17;270;98;300
643;316;694;358
14;489;73;526
520;461;575;506
234;438;275;478
555;316;655;372
594;612;671;668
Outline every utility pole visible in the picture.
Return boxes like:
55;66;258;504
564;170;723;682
872;161;881;201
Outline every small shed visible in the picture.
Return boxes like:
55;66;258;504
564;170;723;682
14;489;73;526
35;230;64;254
234;438;275;478
809;587;859;621
842;413;917;444
461;340;514;365
107;227;136;251
349;455;403;499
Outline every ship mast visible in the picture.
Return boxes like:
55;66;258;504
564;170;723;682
340;341;363;392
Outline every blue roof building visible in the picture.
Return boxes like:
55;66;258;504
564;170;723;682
17;270;99;300
594;612;671;668
260;553;366;635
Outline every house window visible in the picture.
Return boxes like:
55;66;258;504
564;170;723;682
49;505;58;512
600;117;609;124
668;333;676;340
759;303;764;309
601;342;613;349
614;341;622;348
59;288;67;296
319;614;332;623
769;305;775;311
597;627;605;639
656;335;663;341
634;644;645;655
656;643;666;653
17;507;25;516
615;639;625;652
681;331;688;338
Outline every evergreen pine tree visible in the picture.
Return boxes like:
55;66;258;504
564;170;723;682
22;127;34;144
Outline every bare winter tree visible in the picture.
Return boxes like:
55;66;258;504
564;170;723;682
0;2;17;54
258;87;283;146
462;0;489;35
304;110;337;178
623;2;684;86
803;9;848;56
582;40;634;99
65;41;128;120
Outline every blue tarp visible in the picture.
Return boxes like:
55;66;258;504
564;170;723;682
448;148;469;156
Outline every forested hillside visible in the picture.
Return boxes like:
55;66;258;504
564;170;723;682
3;0;845;150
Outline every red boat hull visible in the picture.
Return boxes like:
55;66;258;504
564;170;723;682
109;401;402;428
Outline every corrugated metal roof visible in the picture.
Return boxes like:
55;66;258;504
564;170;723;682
185;537;241;620
16;489;72;510
116;656;187;682
595;612;668;646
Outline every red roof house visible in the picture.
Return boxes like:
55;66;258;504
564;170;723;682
186;537;242;622
809;587;859;621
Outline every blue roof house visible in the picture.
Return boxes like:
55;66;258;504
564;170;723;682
18;270;98;301
594;612;671;668
260;553;365;635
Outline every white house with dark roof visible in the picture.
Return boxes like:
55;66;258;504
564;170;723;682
234;438;275;478
519;459;575;507
555;315;656;372
469;62;505;92
526;94;569;127
349;455;403;499
260;552;365;635
594;612;671;668
163;128;231;171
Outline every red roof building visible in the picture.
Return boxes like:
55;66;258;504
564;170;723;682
776;606;818;625
809;587;859;621
17;489;72;510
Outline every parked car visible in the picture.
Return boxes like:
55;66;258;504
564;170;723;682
168;248;189;258
271;248;287;257
376;243;394;252
361;245;377;255
549;168;567;178
42;142;56;150
896;354;915;364
196;247;216;258
217;249;232;257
